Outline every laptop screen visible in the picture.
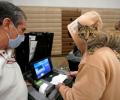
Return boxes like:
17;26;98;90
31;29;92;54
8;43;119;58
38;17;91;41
33;58;52;79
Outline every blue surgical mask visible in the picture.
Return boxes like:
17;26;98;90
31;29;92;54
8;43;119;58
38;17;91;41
9;35;25;48
8;34;25;48
4;22;25;48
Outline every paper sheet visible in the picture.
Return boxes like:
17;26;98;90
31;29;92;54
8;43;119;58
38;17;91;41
50;74;68;85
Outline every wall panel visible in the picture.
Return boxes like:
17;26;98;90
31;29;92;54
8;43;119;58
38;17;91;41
20;6;62;55
20;6;120;55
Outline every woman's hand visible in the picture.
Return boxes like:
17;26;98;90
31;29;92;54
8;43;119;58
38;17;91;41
56;83;65;90
67;71;78;78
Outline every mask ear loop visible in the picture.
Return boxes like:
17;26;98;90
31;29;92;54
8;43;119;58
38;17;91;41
9;21;19;37
3;21;13;40
5;31;10;40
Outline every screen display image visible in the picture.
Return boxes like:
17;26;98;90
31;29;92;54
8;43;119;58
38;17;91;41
33;58;51;79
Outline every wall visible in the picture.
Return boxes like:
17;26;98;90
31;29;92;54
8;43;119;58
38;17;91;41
13;0;120;8
20;6;120;55
20;7;62;55
3;1;120;55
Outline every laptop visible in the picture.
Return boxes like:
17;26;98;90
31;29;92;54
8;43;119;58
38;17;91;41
31;57;67;85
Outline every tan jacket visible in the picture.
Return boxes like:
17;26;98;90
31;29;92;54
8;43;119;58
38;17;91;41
59;47;120;100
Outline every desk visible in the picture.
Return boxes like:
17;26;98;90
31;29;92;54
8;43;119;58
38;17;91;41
28;86;62;100
27;69;69;100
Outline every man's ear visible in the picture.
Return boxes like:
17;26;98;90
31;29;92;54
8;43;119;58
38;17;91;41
2;18;11;30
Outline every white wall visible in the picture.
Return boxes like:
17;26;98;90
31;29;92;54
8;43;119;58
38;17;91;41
12;0;120;8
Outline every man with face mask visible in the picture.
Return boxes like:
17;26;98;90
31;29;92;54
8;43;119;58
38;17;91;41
56;11;120;100
0;1;28;100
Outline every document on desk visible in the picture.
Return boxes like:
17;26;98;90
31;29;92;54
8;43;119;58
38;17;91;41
50;74;68;85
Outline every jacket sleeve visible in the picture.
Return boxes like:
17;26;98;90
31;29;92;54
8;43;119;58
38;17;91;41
59;64;106;100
